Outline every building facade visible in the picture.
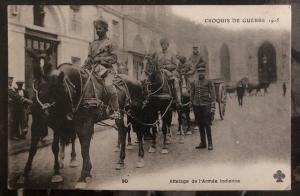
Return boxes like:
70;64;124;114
8;5;290;97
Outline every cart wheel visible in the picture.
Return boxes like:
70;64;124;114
218;83;227;120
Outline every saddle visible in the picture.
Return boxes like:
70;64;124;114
77;68;130;121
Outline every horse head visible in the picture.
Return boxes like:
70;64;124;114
27;45;55;81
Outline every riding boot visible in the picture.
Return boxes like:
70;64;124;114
106;85;121;120
195;127;206;149
206;126;213;150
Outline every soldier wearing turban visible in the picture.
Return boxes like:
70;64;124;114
83;17;121;120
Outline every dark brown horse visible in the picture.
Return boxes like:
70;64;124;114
45;63;146;187
17;49;77;186
141;54;182;154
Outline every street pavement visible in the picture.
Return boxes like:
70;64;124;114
8;84;291;190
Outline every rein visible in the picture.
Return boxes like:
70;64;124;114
131;68;173;127
32;80;56;110
32;81;55;110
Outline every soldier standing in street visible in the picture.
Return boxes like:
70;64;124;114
190;65;216;150
83;17;121;120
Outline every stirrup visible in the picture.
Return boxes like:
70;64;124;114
113;110;122;120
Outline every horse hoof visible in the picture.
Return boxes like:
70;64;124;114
186;131;192;135
179;137;184;144
136;159;145;168
166;139;171;144
126;144;133;150
161;149;169;154
51;175;63;183
114;147;120;152
75;182;87;189
115;163;125;170
69;159;79;168
17;175;25;184
59;161;64;169
176;132;180;135
85;176;92;183
148;147;156;153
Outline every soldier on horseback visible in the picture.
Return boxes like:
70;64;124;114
154;37;180;104
83;17;121;120
188;45;206;76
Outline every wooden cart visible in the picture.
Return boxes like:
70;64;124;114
212;79;227;120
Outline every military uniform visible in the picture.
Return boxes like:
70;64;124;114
188;53;206;76
190;66;216;150
83;18;120;119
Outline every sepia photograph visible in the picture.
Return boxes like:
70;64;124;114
7;5;291;190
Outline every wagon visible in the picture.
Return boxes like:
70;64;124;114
212;79;227;120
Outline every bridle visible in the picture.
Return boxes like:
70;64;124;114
32;80;56;110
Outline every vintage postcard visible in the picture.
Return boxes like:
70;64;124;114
7;5;291;190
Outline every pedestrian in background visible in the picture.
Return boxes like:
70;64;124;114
14;81;30;139
8;77;32;140
190;65;216;150
236;81;245;106
283;82;287;96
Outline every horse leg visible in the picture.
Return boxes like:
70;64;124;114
114;128;121;152
186;108;192;135
177;110;184;144
51;132;63;183
76;119;93;187
136;125;145;168
126;123;133;150
17;135;39;184
177;110;182;135
58;140;65;169
116;118;126;170
70;135;79;168
161;120;169;154
148;125;157;153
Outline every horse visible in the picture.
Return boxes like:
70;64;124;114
141;54;182;154
17;48;78;185
45;62;146;187
176;55;192;137
247;81;270;96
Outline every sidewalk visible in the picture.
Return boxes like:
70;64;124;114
8;115;116;155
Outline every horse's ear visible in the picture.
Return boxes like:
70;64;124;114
46;45;54;56
26;48;38;58
58;70;64;82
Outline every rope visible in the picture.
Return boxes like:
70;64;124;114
32;81;56;110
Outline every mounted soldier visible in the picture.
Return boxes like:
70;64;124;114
83;17;121;120
188;45;206;76
154;37;181;106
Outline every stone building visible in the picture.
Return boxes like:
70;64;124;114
8;5;290;98
8;5;178;97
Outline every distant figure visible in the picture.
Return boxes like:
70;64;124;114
236;81;245;106
8;77;32;140
14;81;30;139
117;61;128;75
283;82;287;96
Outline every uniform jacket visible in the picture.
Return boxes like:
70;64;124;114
190;78;216;108
84;37;117;69
155;50;178;72
188;54;206;74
